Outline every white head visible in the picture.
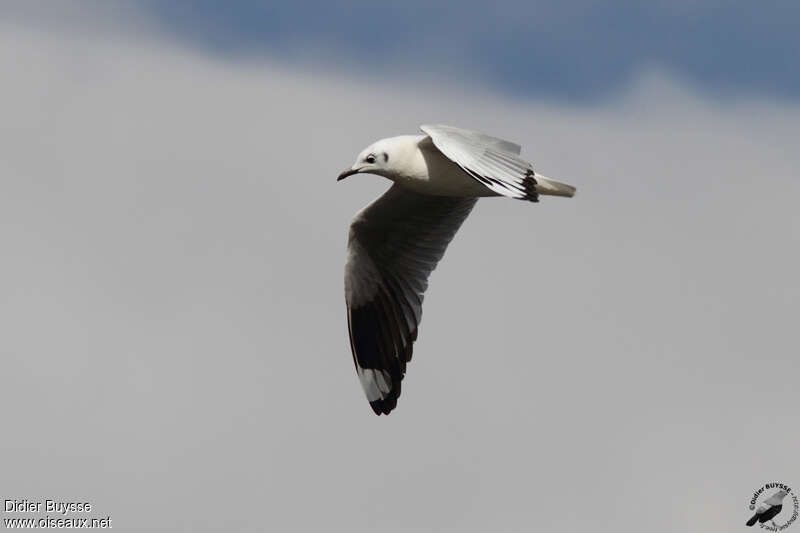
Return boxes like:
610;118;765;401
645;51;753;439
337;135;422;182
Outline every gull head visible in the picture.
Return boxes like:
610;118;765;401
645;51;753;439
337;136;421;182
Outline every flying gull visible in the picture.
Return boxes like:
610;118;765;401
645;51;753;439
338;124;576;415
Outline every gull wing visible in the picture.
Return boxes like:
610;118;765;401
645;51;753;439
345;184;477;415
421;123;539;201
423;124;522;155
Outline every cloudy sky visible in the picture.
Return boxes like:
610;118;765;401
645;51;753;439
1;2;799;532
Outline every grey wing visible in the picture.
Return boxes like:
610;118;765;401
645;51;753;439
422;123;522;155
421;123;539;201
345;184;477;415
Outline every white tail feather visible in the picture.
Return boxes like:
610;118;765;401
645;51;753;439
534;174;576;198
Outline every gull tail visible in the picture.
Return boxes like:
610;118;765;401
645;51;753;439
534;173;576;198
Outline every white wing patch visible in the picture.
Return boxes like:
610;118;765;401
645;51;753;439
356;366;393;402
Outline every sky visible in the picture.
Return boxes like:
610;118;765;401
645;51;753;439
123;1;800;100
1;2;799;532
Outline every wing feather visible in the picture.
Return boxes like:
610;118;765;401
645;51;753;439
345;184;477;415
421;124;539;201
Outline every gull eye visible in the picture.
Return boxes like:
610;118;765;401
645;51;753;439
365;154;376;164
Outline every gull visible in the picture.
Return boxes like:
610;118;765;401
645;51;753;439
746;489;789;527
338;124;576;415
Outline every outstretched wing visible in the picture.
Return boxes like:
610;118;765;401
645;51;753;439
421;123;540;201
345;184;477;415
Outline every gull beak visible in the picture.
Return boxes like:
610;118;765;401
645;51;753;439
337;168;360;181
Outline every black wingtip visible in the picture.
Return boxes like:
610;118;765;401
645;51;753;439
746;514;758;527
369;381;402;415
369;395;398;415
523;171;539;203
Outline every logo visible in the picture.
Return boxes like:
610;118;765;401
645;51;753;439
746;482;799;531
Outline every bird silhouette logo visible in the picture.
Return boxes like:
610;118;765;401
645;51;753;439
747;483;799;530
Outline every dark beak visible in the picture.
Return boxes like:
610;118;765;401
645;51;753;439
337;168;360;181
